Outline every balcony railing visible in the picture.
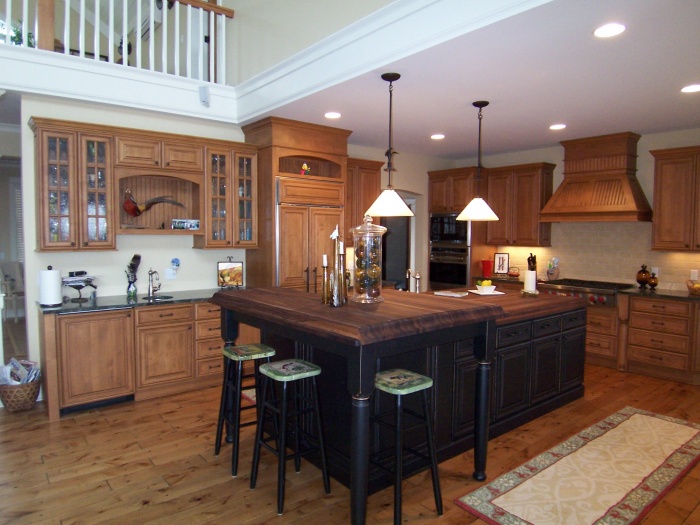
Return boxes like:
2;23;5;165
1;0;234;84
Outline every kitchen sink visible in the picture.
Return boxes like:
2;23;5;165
142;295;174;302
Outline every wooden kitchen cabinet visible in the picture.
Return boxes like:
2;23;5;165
486;163;554;246
194;148;258;248
115;135;204;171
428;167;479;213
626;296;695;382
651;146;700;251
32;119;115;251
346;157;383;234
135;304;195;397
242;117;351;288
57;310;135;408
585;307;619;369
195;302;224;377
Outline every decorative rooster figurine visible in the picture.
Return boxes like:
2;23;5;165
122;189;185;217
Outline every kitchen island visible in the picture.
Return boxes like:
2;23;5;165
210;287;587;525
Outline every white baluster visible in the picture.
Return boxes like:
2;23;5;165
186;4;192;78
94;0;100;61
135;0;142;69
63;0;70;54
174;2;180;76
161;0;168;74
79;0;85;57
148;0;155;71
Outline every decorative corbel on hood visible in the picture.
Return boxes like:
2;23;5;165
539;132;652;222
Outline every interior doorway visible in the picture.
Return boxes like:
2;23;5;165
380;196;416;291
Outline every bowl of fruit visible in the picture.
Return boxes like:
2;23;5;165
686;280;700;296
475;279;496;294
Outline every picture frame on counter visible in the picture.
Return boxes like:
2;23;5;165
494;253;509;275
217;261;243;288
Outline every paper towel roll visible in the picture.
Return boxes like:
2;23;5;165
524;270;537;292
39;268;63;306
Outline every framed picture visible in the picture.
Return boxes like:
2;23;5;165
217;261;243;288
494;253;509;275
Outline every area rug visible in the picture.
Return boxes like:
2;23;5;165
456;406;700;525
241;388;256;404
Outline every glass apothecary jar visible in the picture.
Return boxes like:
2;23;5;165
351;215;387;303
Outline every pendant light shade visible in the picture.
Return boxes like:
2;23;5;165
365;73;414;218
456;101;499;222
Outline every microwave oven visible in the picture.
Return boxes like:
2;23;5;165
430;213;468;244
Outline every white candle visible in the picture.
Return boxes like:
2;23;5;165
524;270;537;292
322;254;328;267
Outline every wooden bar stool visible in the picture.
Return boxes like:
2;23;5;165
214;343;276;477
250;359;331;515
373;368;443;525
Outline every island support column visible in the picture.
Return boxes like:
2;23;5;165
350;395;370;525
473;320;496;481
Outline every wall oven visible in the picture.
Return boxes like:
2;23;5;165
429;213;469;289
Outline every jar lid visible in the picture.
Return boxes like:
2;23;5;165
351;215;387;235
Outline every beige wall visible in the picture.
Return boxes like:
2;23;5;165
225;0;393;83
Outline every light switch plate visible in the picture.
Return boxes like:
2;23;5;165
651;267;659;276
691;269;699;281
165;267;177;280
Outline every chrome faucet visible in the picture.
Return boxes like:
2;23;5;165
406;269;421;293
147;268;161;297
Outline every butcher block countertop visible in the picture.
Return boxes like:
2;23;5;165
210;287;587;347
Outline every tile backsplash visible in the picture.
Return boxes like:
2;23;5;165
501;222;700;290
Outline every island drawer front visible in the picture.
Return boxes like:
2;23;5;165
196;319;222;340
454;338;476;359
629;312;690;335
197;357;223;376
136;304;193;325
628;328;689;354
533;315;562;338
628;345;688;370
497;321;532;348
197;339;223;359
195;303;221;320
586;310;617;335
630;297;690;317
562;309;587;331
586;333;617;357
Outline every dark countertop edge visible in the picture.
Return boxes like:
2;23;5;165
619;287;700;301
38;288;227;315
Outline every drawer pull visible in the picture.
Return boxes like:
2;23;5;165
650;338;664;344
160;313;174;318
589;321;602;326
651;305;666;310
506;331;523;338
208;327;219;332
651;321;665;326
588;342;601;347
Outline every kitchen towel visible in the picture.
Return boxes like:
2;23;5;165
524;270;537;292
38;268;62;306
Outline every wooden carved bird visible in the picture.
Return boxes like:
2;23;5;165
123;189;185;217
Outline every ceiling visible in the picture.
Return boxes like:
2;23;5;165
1;0;699;161
243;0;700;160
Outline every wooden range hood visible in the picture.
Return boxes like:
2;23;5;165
539;132;652;222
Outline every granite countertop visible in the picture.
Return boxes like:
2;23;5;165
619;286;700;302
39;288;227;315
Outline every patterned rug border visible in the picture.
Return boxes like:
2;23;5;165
456;406;700;525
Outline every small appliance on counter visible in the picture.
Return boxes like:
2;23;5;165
62;273;97;303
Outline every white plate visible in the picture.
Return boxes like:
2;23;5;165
468;289;505;296
434;291;469;297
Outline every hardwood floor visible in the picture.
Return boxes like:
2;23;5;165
1;364;699;524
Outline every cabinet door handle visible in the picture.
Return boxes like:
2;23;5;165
313;267;318;294
304;267;309;293
154;160;159;165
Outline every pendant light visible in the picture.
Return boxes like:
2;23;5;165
365;73;415;218
456;101;499;222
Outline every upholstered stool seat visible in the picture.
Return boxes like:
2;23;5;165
373;368;443;525
250;359;330;515
214;343;276;477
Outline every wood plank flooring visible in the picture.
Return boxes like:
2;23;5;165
1;364;699;524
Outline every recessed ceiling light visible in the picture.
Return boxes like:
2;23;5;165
594;23;626;38
681;84;700;93
549;124;566;130
324;111;341;119
431;134;445;140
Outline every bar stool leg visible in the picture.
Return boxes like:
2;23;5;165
231;360;245;477
293;381;302;473
214;357;232;455
423;389;443;515
277;382;289;515
312;376;331;494
394;394;403;525
250;375;269;489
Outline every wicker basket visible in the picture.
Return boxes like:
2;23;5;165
0;380;41;412
687;280;700;296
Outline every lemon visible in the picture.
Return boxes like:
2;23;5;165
482;279;492;286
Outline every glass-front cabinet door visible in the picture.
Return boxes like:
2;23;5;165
234;152;257;247
38;129;78;250
79;134;114;249
205;149;231;247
